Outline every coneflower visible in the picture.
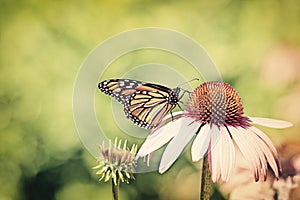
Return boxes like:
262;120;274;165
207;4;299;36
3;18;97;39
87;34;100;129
94;138;137;200
137;81;292;183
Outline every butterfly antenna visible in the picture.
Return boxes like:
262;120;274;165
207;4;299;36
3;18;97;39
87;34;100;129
177;78;199;98
177;78;199;87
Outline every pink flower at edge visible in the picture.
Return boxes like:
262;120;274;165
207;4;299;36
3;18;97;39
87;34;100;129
220;143;300;199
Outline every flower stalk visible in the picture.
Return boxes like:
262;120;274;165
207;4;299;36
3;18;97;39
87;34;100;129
112;173;120;200
200;155;211;200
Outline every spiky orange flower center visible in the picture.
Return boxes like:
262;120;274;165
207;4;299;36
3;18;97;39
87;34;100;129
186;81;250;128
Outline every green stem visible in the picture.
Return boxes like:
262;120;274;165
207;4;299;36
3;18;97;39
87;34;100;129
112;174;120;200
200;155;211;200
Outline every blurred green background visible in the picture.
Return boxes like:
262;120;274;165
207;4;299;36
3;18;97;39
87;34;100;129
1;0;300;199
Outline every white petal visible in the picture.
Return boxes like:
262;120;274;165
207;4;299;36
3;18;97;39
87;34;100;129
246;130;269;179
209;125;236;182
209;125;222;182
230;126;280;181
229;126;260;181
219;127;236;182
249;117;293;129
249;126;278;156
249;126;280;178
158;117;200;173
191;125;210;162
255;135;279;178
136;117;186;157
150;111;185;133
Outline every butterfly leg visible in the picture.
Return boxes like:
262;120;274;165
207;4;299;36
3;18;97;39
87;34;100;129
177;103;184;111
179;88;193;100
170;106;176;121
177;89;192;109
195;123;205;135
179;100;189;108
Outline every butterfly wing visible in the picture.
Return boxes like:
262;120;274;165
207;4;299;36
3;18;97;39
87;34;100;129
124;84;178;129
98;79;145;104
98;79;180;129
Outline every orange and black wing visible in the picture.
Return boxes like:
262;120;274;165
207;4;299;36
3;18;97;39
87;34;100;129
98;79;145;104
98;79;180;129
124;84;179;129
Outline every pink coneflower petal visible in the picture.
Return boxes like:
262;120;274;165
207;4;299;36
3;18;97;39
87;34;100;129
219;127;236;182
136;118;180;157
249;126;278;159
229;127;262;181
209;126;236;182
249;117;293;128
249;127;280;177
159;117;199;174
229;126;280;181
191;125;210;162
255;136;279;178
209;125;222;182
246;130;271;180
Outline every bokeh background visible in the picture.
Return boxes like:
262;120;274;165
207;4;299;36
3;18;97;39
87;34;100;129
1;0;300;199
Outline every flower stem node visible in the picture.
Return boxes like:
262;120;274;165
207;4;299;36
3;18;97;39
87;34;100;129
93;138;137;185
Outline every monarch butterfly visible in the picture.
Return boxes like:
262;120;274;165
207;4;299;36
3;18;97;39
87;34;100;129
98;79;189;129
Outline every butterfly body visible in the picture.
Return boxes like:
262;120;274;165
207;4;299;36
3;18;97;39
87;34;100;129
98;79;181;129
